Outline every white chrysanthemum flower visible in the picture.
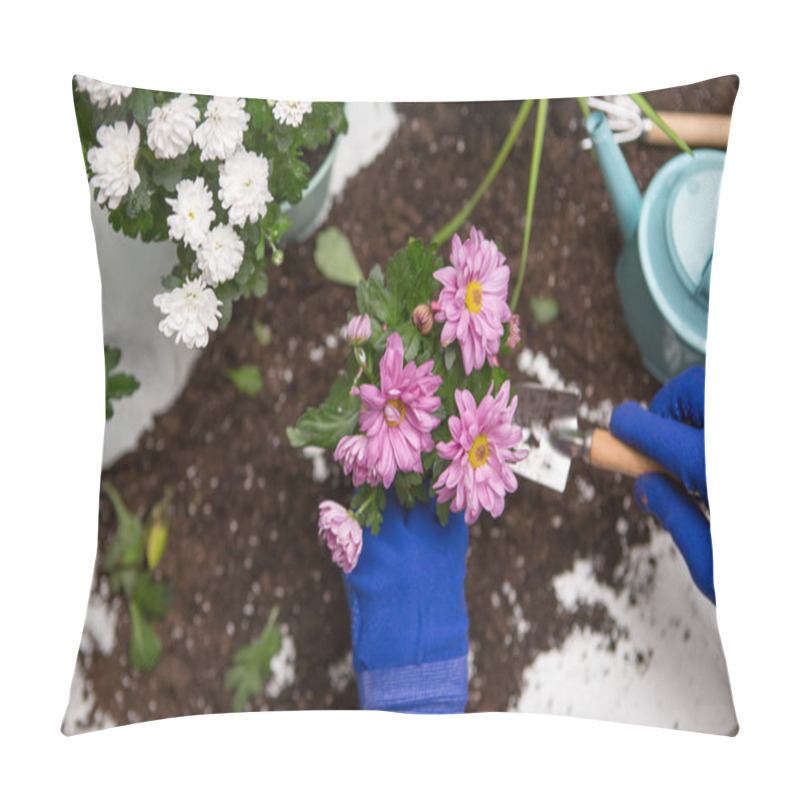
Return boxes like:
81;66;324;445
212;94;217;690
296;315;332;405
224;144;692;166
75;75;132;109
193;96;250;161
218;149;273;227
88;121;141;210
166;177;216;250
153;277;222;349
273;100;313;127
147;94;200;159
197;224;245;286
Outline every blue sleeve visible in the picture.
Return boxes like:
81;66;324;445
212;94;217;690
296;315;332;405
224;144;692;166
357;655;469;713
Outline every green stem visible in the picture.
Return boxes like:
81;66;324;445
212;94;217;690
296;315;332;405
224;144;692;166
510;98;548;314
628;92;694;156
576;96;591;119
432;99;535;247
353;491;375;523
353;347;376;384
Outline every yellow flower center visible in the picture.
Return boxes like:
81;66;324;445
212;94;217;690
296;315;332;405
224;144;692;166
465;281;483;314
468;434;490;468
384;398;406;428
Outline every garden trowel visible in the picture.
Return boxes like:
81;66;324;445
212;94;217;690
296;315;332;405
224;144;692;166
511;382;662;493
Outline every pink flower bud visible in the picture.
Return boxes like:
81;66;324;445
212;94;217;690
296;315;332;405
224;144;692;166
412;303;433;335
346;314;372;345
507;314;521;350
318;500;363;573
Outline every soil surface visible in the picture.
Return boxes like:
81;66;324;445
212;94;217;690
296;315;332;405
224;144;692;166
68;76;739;729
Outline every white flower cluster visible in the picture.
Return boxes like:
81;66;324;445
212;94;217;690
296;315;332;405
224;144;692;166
88;121;141;209
81;78;321;350
156;96;272;346
194;96;250;161
147;94;200;159
75;76;132;109
273;100;313;128
153;277;222;349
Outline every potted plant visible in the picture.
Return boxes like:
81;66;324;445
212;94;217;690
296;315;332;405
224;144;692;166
73;75;347;352
288;227;528;570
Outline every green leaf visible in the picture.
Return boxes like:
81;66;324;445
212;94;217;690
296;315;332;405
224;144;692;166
465;363;493;405
436;501;451;527
227;364;263;397
106;372;140;400
491;366;511;391
385;239;441;320
104;346;121;373
627;93;694;156
131;573;173;620
129;600;163;672
104;345;140;419
234;258;255;288
313;226;364;287
225;606;282;712
215;281;240;328
251;269;268;299
161;271;184;290
102;483;146;575
397;321;422;363
358;264;392;324
129;89;156;128
393;472;428;509
286;373;361;449
529;295;559;324
150;153;189;192
352;484;386;535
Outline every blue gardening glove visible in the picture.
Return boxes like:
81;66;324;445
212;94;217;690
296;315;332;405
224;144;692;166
610;366;715;604
342;491;469;713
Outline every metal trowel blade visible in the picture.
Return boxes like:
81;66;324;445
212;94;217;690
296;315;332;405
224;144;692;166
511;382;581;493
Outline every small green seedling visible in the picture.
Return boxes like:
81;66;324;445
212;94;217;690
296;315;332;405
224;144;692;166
102;483;174;672
104;346;139;420
225;605;283;712
227;364;264;397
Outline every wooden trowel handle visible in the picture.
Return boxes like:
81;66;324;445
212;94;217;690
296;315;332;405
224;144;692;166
646;111;731;149
589;429;663;478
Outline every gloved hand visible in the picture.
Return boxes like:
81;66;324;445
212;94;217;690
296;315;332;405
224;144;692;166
610;366;715;604
342;491;469;713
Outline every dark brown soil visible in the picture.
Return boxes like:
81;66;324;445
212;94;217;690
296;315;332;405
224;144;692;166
69;76;739;729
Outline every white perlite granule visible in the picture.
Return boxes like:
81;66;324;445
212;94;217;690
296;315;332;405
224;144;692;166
328;650;356;693
301;446;330;483
62;662;117;735
264;626;296;699
80;593;118;656
578;398;614;427
574;474;596;503
513;521;737;734
517;348;578;392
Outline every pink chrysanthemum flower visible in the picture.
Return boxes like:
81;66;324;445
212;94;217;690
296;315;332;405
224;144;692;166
318;500;362;573
354;332;442;488
334;434;381;487
434;381;528;525
433;227;512;374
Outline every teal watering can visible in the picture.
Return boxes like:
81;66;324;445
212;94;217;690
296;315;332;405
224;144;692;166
586;110;726;383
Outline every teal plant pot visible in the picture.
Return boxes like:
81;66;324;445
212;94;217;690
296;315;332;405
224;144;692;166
281;122;344;244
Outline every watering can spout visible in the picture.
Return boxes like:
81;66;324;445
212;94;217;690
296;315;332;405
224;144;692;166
586;111;642;242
